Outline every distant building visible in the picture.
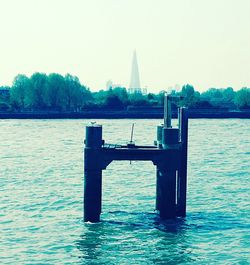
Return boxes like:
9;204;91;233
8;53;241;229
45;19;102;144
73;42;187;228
107;51;147;94
167;84;181;93
128;50;141;94
106;80;113;90
141;88;147;95
106;80;123;90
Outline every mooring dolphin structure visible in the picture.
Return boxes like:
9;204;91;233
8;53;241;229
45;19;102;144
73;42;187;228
83;95;188;222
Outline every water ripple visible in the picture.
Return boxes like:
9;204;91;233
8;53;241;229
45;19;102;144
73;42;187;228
0;119;249;264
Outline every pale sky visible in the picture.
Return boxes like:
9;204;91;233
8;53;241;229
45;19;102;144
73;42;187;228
0;0;250;92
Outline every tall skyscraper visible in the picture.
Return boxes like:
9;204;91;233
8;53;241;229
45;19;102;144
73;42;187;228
128;50;141;93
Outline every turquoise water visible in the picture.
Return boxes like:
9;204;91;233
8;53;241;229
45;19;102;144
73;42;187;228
0;119;249;264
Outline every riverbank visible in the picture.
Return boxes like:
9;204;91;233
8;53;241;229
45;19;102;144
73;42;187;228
0;109;250;119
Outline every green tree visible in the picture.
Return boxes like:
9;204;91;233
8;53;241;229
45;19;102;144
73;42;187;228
201;88;223;106
180;84;200;107
10;74;31;110
128;92;148;106
0;86;10;103
104;93;124;109
64;74;92;111
234;88;250;109
30;73;48;109
201;87;236;108
112;87;129;106
222;87;235;103
92;90;108;107
77;85;92;110
156;91;165;106
46;73;65;110
147;93;159;105
92;88;128;109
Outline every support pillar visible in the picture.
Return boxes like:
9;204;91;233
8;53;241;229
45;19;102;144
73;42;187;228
156;127;179;219
84;124;103;222
177;108;188;217
156;167;160;211
155;124;163;211
157;168;176;218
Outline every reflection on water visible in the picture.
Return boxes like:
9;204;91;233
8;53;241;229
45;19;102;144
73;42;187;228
76;212;196;264
77;209;250;264
77;224;106;264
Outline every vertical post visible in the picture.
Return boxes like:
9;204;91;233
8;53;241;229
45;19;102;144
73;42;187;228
156;167;160;211
156;124;163;148
164;94;172;128
157;168;176;219
157;127;179;219
156;125;163;211
162;128;179;149
177;108;188;217
84;124;103;222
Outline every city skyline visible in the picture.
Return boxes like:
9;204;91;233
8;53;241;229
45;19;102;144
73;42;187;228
0;0;250;92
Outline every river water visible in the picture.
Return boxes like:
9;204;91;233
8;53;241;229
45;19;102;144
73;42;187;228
0;119;249;264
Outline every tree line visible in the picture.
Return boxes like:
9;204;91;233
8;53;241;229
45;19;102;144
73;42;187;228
0;72;249;111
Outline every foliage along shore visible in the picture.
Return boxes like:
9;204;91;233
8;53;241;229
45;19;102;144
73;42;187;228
0;72;250;116
0;109;250;119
